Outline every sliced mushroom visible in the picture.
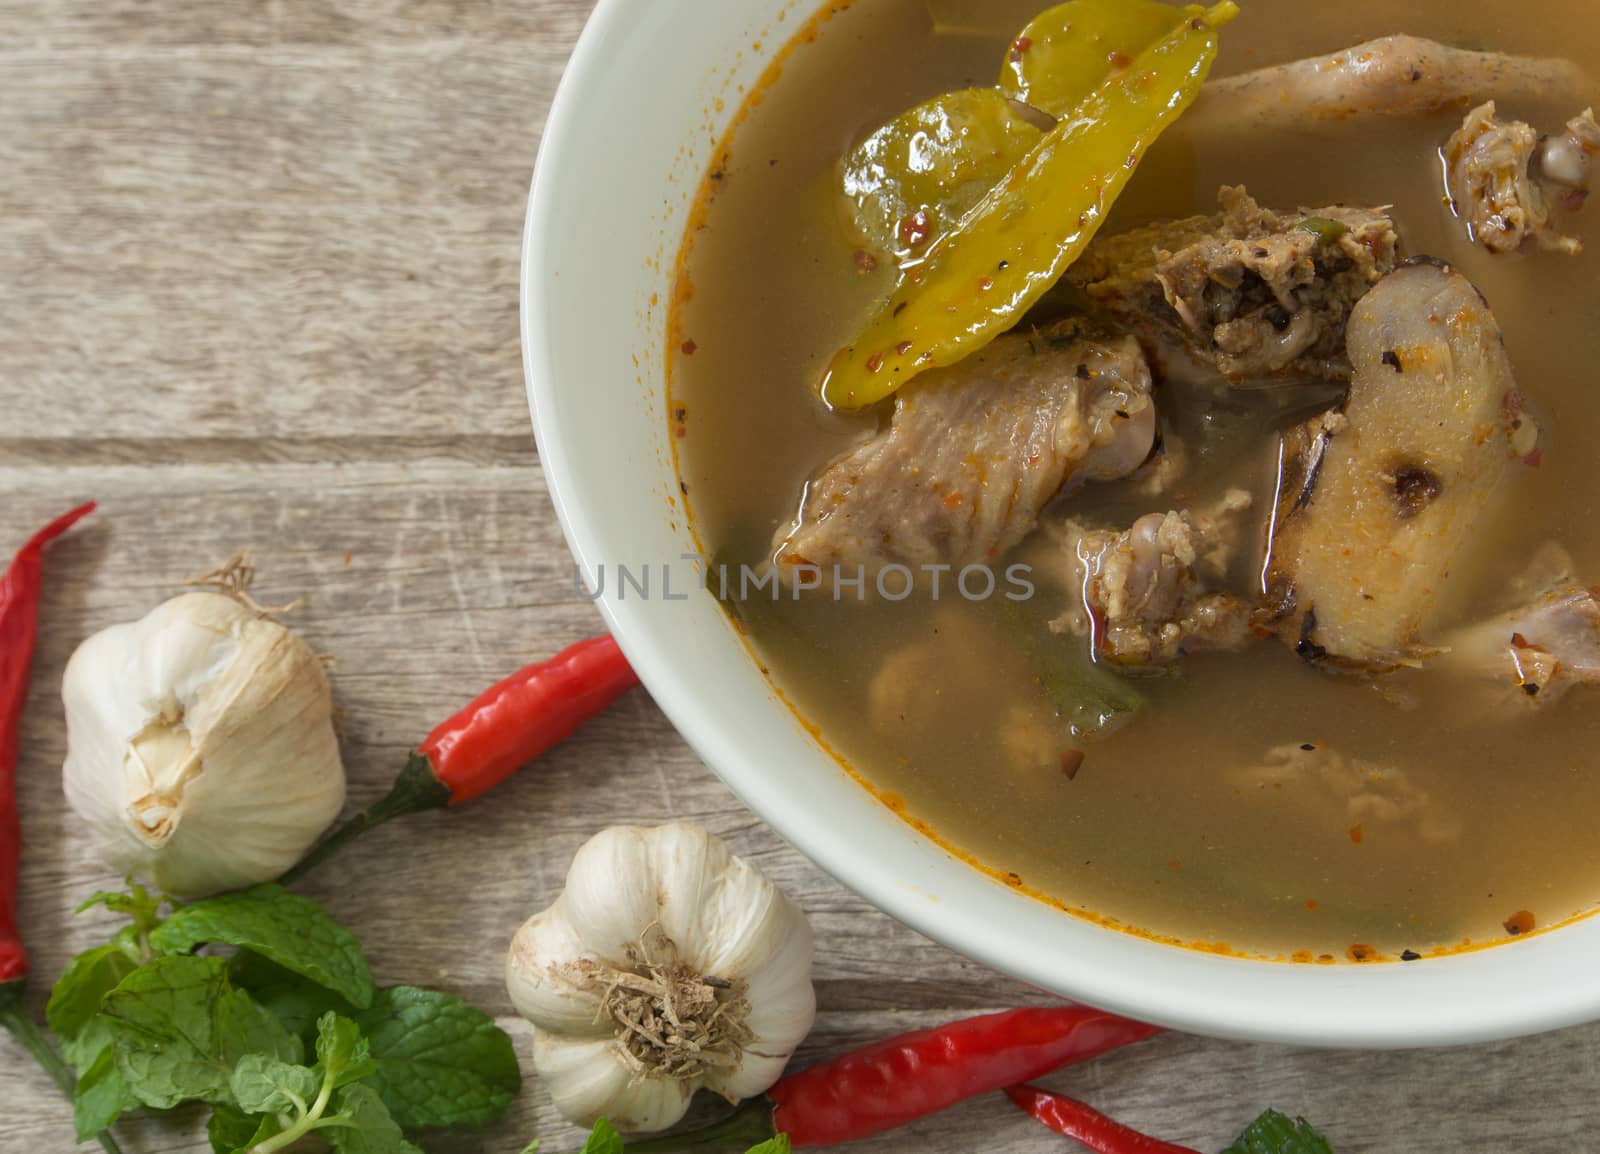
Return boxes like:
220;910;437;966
1258;261;1523;672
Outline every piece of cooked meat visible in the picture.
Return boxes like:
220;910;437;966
1048;491;1254;667
1257;260;1524;673
1066;187;1398;383
772;320;1155;583
868;610;1069;772
1190;36;1590;129
1444;103;1599;256
1235;743;1461;846
1441;545;1600;707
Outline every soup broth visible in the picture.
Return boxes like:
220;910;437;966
671;0;1600;959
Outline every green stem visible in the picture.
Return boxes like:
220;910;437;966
252;1067;335;1154
278;752;450;887
0;986;125;1154
623;1099;778;1153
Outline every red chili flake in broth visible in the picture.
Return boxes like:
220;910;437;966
853;249;879;273
865;353;884;373
1347;943;1377;962
1348;824;1364;844
1009;36;1033;63
1524;447;1544;468
978;276;995;291
1108;50;1132;68
900;210;934;249
681;339;698;356
895;341;913;355
1504;910;1536;935
1060;750;1085;779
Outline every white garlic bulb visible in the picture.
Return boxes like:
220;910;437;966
506;823;816;1133
62;591;346;898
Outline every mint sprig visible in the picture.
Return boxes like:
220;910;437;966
49;882;515;1150
578;1119;791;1154
1223;1110;1337;1154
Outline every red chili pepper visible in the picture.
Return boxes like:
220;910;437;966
1007;1084;1202;1153
0;504;120;1154
0;503;95;987
627;1006;1163;1150
282;634;639;882
419;634;639;803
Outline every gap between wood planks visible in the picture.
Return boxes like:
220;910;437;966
0;434;539;468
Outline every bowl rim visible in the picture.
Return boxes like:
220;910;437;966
521;0;1600;1049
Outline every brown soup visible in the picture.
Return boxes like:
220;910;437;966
671;0;1600;960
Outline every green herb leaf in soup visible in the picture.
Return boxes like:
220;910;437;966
840;88;1044;264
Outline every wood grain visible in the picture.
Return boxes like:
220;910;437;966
3;2;1598;1152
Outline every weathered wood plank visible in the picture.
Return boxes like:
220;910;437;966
1;42;573;446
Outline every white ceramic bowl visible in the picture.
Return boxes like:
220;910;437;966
522;0;1600;1048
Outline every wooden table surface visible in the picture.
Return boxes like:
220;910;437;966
5;2;1599;1151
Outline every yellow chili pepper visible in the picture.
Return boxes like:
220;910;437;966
821;1;1239;411
1001;0;1189;117
839;88;1045;263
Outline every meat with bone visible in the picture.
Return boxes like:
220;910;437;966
1066;187;1397;383
1441;545;1600;707
1258;260;1523;672
1445;103;1600;256
1048;491;1255;668
1188;36;1590;130
772;320;1154;583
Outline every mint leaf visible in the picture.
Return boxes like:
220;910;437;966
231;949;358;1046
73;1040;133;1141
353;986;520;1128
746;1139;792;1154
48;930;141;1048
230;1053;321;1115
207;1102;286;1154
152;885;375;1010
207;1103;263;1154
583;1119;624;1154
100;955;301;1108
1224;1110;1337;1154
325;1083;424;1154
316;1012;379;1089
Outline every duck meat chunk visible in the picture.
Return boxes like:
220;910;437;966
1048;491;1255;668
1257;260;1523;672
868;610;1070;772
772;320;1154;583
1445;103;1600;256
1189;36;1590;130
1067;187;1398;384
1441;545;1600;706
1235;743;1461;846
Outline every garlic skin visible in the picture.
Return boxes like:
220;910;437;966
62;592;346;898
506;823;816;1133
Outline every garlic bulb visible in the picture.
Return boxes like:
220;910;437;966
506;823;816;1133
62;591;346;898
